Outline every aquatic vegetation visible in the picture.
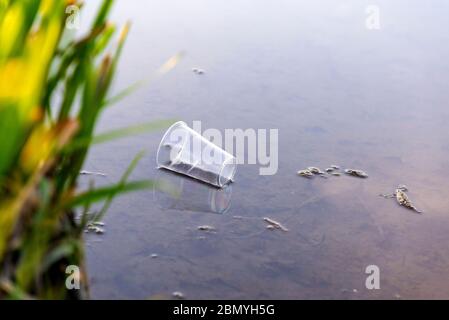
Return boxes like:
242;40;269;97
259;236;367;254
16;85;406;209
0;0;172;299
297;165;345;179
297;169;314;178
344;169;369;178
395;189;422;213
307;167;326;175
380;185;423;214
297;165;370;179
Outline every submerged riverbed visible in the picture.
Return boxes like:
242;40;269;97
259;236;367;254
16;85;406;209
81;0;449;299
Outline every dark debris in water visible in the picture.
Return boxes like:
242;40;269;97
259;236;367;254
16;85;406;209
197;225;216;232
380;185;423;214
85;221;106;234
297;165;369;179
344;169;369;178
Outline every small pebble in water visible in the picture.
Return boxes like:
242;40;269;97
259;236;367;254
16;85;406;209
94;227;104;234
192;67;205;75
172;291;185;299
86;224;105;234
197;225;216;232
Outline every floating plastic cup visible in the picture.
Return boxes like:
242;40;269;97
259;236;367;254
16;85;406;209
157;121;237;188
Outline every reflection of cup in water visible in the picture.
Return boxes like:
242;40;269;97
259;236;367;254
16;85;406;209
153;169;233;214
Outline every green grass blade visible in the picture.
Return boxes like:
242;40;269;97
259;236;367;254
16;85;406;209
92;0;114;30
94;150;145;221
63;180;154;210
104;52;184;107
66;119;174;152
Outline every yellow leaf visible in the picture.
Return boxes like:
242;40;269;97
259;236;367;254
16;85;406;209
0;3;23;58
20;125;55;173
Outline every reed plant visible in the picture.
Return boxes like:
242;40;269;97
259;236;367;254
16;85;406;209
0;0;173;299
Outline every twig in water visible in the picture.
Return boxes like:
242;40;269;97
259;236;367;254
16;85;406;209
79;170;107;177
263;217;289;232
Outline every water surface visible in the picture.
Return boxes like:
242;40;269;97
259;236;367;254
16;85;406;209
82;0;449;299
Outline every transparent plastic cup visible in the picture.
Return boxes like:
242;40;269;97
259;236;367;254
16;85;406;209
156;121;237;188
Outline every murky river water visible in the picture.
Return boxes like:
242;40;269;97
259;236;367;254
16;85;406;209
81;0;449;299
